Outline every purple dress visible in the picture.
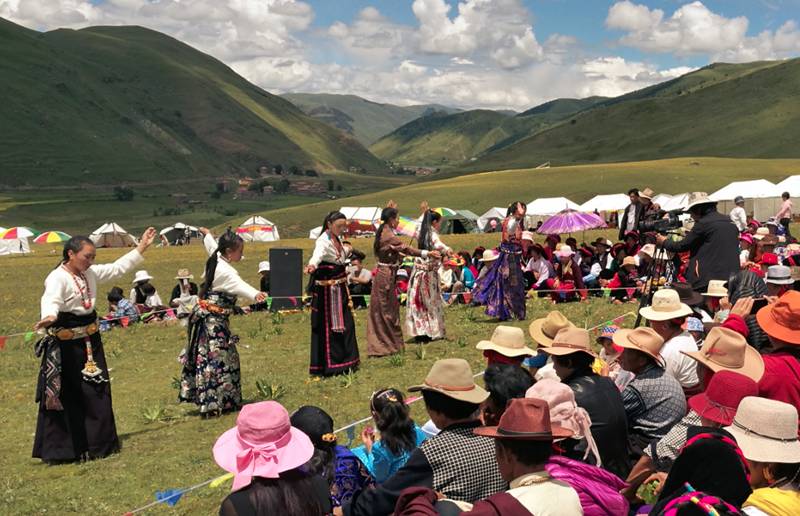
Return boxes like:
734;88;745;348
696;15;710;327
473;234;526;321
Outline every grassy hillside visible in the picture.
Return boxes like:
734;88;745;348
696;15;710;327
466;60;800;171
282;93;459;146
230;157;800;237
0;18;387;187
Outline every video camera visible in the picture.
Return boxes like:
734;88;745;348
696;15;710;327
640;209;684;234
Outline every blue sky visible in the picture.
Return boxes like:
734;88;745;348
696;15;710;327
4;0;800;109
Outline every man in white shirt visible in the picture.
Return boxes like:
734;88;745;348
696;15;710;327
347;257;372;308
730;196;747;232
525;244;554;291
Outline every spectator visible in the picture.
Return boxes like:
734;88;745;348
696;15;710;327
740;233;756;268
170;268;199;317
213;401;332;516
619;188;643;241
475;325;535;368
343;359;505;516
475;248;499;284
754;291;800;416
104;286;139;325
129;270;156;304
481;363;534;426
603;256;640;304
682;326;765;388
597;325;634;389
776;191;793;241
614;327;687;453
594;238;615;272
731;196;748;232
347;257;372;309
546;247;588;303
258;261;271;295
524;243;553;292
528;311;576;381
765;265;794;299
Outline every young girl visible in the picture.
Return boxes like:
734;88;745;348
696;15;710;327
352;388;428;483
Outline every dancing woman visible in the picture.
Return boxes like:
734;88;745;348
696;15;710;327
404;205;451;343
32;227;157;463
305;211;360;376
472;201;527;321
178;227;266;415
367;205;440;357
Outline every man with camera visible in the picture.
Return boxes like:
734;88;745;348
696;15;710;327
656;192;739;293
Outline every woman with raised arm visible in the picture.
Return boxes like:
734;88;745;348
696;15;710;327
367;203;440;357
472;201;528;321
305;211;360;377
33;227;157;463
178;227;266;415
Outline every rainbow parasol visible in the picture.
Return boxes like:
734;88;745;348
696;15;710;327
395;216;419;237
34;231;72;244
432;207;457;217
0;226;37;239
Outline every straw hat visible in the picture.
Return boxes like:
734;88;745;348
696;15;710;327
555;247;575;259
408;358;489;404
638;244;656;258
756;290;800;345
132;270;153;284
213;401;314;492
702;280;728;298
686;192;716;210
612;327;665;363
478;249;500;262
476;326;535;357
687;370;758;426
753;227;770;240
473;398;573;441
672;281;704;306
175;268;193;280
766;265;794;285
538;327;597;358
639;187;655;200
622;256;637;268
681;327;764;381
529;311;575;347
639;289;693;321
725;397;800;464
258;261;270;273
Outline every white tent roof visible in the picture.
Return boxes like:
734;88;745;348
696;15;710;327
309;226;322;239
159;222;199;236
776;175;800;197
527;197;579;216
579;194;629;212
241;215;275;227
339;207;381;222
660;193;690;211
89;222;136;247
239;216;280;242
0;238;30;256
710;180;783;201
477;207;505;230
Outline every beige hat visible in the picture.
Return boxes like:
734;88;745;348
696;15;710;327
725;396;800;464
539;327;597;358
175;268;193;280
639;244;656;258
529;311;575;347
702;280;728;297
686;192;716;210
639;187;655;200
681;327;764;382
639;289;693;321
478;249;500;263
408;358;489;404
612;327;665;363
521;231;535;242
476;326;535;358
622;256;637;268
753;227;769;240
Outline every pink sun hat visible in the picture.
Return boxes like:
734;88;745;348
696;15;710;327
213;401;314;491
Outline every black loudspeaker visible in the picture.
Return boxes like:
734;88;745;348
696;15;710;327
269;248;303;311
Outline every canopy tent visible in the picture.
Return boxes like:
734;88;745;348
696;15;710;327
90;222;136;248
339;206;381;237
777;176;800;197
0;238;30;256
309;226;322;239
578;194;630;213
477;207;506;232
526;197;579;226
237;216;280;242
651;193;672;208
710;180;783;221
160;222;201;245
439;209;479;234
659;193;690;212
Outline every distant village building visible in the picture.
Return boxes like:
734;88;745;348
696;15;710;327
290;180;326;195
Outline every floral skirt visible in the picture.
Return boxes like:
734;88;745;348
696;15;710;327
404;260;445;340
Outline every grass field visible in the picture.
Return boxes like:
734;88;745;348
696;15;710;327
0;234;634;515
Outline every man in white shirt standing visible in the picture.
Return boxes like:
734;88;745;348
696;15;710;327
347;256;372;309
730;195;748;232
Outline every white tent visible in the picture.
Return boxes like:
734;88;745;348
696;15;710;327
160;222;201;245
526;197;579;225
90;222;137;248
777;176;800;197
659;193;690;212
238;216;280;242
477;207;505;232
309;226;322;239
339;207;381;223
710;180;783;221
579;194;630;213
0;238;30;256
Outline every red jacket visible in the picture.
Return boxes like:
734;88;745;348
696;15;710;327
395;487;531;515
759;349;800;426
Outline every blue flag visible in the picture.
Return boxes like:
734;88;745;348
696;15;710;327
155;489;184;507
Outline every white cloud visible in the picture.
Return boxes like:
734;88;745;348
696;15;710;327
580;57;694;97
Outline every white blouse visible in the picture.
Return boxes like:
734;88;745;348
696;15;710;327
40;249;144;319
308;232;348;266
430;231;451;253
203;233;260;301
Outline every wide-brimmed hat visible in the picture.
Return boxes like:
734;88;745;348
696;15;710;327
213;401;314;492
175;268;193;280
529;311;575;347
555;247;575;259
639;187;655;200
739;233;754;246
476;326;535;358
521;231;535;242
756;290;800;344
686;192;716;210
408;358;489;404
594;238;613;248
474;398;573;441
639;289;693;321
759;253;779;266
622;256;637;268
682;327;765;381
766;265;794;285
702;280;728;298
671;281;704;306
725;396;800;464
444;256;466;268
638;244;655;258
753;227;770;240
258;261;270;273
760;235;779;247
688;371;758;426
612;327;665;363
539;327;597;358
624;230;640;240
132;270;153;284
478;249;500;262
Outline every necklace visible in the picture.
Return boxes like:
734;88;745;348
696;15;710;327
515;473;551;487
62;265;92;309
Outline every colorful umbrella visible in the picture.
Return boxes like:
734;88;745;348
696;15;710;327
536;210;605;235
0;226;37;239
236;225;274;233
34;231;72;244
395;216;419;237
432;207;457;217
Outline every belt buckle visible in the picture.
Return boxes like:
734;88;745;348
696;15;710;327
55;328;75;340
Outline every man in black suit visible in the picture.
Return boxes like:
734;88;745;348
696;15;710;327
619;188;644;241
657;192;739;293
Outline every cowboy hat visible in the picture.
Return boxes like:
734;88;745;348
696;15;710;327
132;270;153;284
478;249;500;262
753;227;770;240
555;247;575;259
685;192;716;210
638;244;656;259
725;397;800;464
213;401;314;492
671;281;704;306
639;188;655;200
756;290;800;345
529;311;575;347
474;398;573;441
612;327;665;363
521;231;535;242
408;358;489;404
639;289;693;321
476;326;535;358
688;370;758;426
538;327;597;358
702;280;728;298
175;268;193;280
594;238;613;248
622;256;637;268
766;265;794;285
682;327;765;381
258;261;270;273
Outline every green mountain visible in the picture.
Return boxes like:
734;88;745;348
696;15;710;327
281;92;459;146
465;60;799;172
0;18;386;187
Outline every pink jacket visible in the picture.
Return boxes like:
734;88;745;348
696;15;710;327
545;455;629;516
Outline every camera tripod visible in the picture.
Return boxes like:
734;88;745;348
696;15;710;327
634;234;680;327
